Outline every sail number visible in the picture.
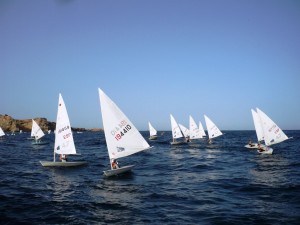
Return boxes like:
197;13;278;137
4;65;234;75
114;125;132;140
110;120;132;141
63;132;71;139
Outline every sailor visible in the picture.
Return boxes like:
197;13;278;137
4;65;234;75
111;158;119;169
60;154;67;162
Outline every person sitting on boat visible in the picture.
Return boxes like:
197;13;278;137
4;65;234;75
60;154;67;162
257;144;265;152
248;140;255;147
208;139;212;144
111;159;119;169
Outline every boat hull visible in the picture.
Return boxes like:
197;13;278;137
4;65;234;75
149;136;157;140
40;161;87;167
170;141;187;145
257;147;273;154
103;165;135;177
32;140;49;145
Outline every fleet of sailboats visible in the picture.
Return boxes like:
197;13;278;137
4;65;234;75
98;88;152;177
0;88;293;176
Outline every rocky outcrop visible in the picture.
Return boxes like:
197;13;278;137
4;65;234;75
0;114;92;132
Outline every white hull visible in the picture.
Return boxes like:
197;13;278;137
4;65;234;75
149;135;157;140
244;143;263;149
40;161;87;167
257;147;273;155
32;140;49;145
170;141;187;145
103;165;135;177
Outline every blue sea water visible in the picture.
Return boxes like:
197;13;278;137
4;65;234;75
0;130;299;225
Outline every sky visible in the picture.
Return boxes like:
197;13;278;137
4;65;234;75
1;0;300;131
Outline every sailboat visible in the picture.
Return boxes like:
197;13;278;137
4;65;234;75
189;115;202;141
245;109;265;149
40;94;87;167
0;127;5;139
199;121;206;137
31;119;48;145
98;88;152;177
204;115;223;144
179;123;190;142
148;122;158;140
255;108;290;155
170;114;186;145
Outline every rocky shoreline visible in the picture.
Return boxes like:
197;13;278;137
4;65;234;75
0;114;102;132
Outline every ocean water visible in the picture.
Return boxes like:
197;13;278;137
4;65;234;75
0;130;299;225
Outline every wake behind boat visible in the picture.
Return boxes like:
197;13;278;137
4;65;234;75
40;93;87;167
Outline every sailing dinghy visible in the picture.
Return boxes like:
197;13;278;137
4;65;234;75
189;115;203;141
170;114;186;145
148;122;158;140
40;94;87;167
245;109;265;149
31;119;48;145
0;127;5;139
255;108;290;155
204;115;223;144
98;88;152;177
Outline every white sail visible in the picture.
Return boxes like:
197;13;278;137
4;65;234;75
204;115;223;139
0;127;5;137
256;108;288;146
251;109;264;142
179;124;190;138
54;94;76;155
99;88;150;160
189;115;201;139
31;119;45;140
148;122;157;137
170;114;183;139
199;121;206;137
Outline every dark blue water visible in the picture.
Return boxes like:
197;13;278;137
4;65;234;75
0;131;299;224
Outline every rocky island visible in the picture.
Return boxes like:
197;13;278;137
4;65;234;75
0;114;102;132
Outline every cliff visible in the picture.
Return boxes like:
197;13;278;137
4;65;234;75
0;114;94;132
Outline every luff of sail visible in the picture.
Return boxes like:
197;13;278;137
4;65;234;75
251;109;264;142
99;88;150;160
256;108;288;146
54;94;77;155
31;119;45;140
204;115;223;139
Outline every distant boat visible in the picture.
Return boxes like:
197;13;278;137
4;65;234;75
198;121;206;137
31;119;48;145
170;114;186;145
148;122;158;140
255;108;290;155
204;115;223;144
0;127;5;138
245;109;265;149
98;88;152;177
189;115;202;141
179;123;190;142
40;94;87;167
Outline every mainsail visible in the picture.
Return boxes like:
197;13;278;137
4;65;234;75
99;88;150;160
54;94;77;156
